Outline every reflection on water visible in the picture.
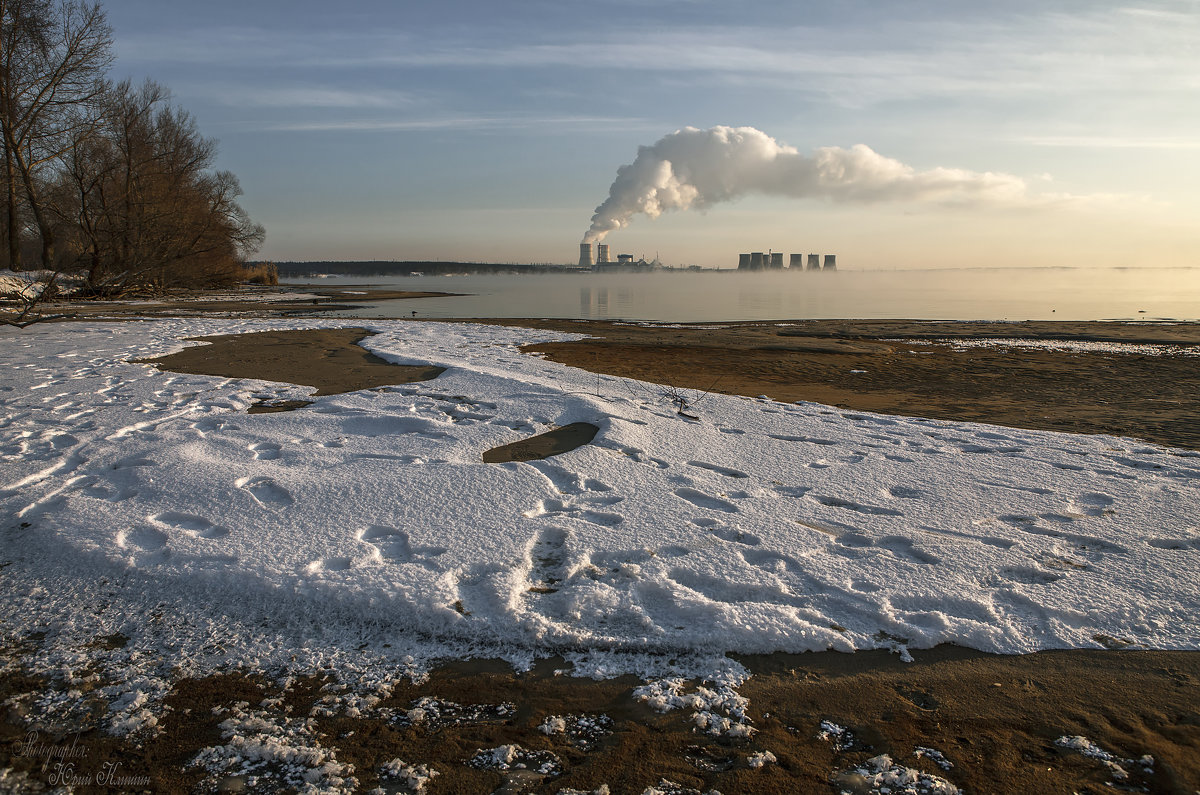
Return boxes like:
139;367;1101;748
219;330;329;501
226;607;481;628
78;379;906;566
310;268;1200;322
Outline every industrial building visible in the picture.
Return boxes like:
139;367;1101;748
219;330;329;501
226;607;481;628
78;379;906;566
735;251;837;271
577;242;661;272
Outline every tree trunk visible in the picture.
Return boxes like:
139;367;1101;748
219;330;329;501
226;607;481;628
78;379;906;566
4;140;19;269
11;140;53;268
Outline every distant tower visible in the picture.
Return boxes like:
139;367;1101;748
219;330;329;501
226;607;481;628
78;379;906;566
750;252;766;270
807;253;821;270
738;253;751;270
597;244;611;264
770;252;784;269
789;253;804;269
823;254;837;271
578;243;593;268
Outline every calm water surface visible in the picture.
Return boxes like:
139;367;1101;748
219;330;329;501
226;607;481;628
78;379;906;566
295;268;1200;323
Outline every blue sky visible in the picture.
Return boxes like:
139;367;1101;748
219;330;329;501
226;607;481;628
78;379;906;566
103;1;1199;268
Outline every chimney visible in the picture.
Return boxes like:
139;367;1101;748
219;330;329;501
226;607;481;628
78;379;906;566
578;242;594;268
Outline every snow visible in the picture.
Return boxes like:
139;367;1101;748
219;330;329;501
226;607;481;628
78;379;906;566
833;754;960;794
379;758;439;792
908;337;1200;357
468;744;562;775
2;318;1200;696
746;750;777;769
1054;736;1154;783
190;699;357;793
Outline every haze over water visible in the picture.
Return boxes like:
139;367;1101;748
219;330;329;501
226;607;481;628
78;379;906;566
304;267;1200;323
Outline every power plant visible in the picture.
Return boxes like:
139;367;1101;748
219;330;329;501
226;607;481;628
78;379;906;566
576;242;661;272
736;250;837;271
578;242;833;271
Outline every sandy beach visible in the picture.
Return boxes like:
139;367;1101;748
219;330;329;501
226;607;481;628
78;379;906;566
490;318;1200;451
2;304;1199;794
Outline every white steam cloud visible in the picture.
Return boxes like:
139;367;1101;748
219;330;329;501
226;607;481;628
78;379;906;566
584;125;1039;243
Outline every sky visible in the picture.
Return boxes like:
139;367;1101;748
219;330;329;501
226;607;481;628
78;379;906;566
103;0;1200;269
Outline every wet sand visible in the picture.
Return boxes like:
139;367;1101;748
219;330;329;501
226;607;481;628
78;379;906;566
30;283;457;321
486;318;1200;451
3;642;1197;793
138;328;445;397
5;319;1200;792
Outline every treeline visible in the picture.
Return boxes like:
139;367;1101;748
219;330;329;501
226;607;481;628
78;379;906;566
273;261;555;278
1;0;263;296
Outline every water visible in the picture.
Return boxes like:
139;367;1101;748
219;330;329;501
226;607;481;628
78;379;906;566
294;267;1200;322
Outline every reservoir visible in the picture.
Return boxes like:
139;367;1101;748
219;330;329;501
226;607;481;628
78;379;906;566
293;267;1200;323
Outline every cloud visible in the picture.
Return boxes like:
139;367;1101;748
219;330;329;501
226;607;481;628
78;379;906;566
584;126;1099;242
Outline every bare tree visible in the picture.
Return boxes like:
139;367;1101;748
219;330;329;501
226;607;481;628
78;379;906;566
56;79;263;295
0;0;112;269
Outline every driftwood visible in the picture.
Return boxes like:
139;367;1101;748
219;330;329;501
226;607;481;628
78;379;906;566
0;272;75;328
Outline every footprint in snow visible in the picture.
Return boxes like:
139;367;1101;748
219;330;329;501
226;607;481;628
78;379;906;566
1146;537;1200;550
306;557;354;575
248;441;281;460
117;525;168;552
112;456;156;470
673;488;739;514
236;476;293;507
81;481;137;503
710;524;762;546
149;511;230;539
686;461;749;479
812;495;904;517
359;525;447;564
1068;492;1116;517
524;498;625;527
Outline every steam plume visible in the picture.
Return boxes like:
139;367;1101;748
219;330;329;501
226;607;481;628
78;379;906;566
584;125;1035;243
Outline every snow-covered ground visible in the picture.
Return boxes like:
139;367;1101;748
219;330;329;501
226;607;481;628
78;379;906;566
3;318;1199;691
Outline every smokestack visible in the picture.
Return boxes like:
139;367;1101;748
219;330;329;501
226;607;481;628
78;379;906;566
823;254;837;271
789;253;803;269
807;254;820;270
578;242;593;268
597;243;610;264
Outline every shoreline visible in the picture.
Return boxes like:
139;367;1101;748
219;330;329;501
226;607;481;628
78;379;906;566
3;305;1199;792
462;318;1200;450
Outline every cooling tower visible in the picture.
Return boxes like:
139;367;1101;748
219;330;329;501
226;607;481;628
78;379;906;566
597;244;611;264
750;252;766;270
789;253;804;269
770;252;784;269
738;253;751;270
578;243;593;268
823;254;837;271
807;254;820;270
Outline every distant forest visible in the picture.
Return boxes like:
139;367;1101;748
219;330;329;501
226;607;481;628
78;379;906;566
271;261;571;278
